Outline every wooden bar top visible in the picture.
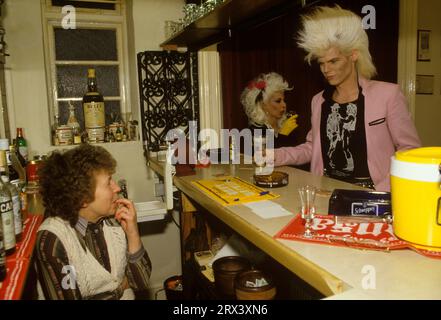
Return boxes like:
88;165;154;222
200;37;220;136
148;158;441;299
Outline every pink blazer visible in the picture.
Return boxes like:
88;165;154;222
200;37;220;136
274;78;421;191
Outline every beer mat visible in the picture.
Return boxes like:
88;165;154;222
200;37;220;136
192;176;279;206
275;215;441;259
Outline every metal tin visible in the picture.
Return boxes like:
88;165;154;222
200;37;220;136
86;127;105;143
56;125;73;145
108;122;119;137
253;171;289;188
27;160;42;185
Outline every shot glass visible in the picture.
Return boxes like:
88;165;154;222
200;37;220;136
298;185;316;238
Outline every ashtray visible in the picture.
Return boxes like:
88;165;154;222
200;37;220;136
253;171;289;188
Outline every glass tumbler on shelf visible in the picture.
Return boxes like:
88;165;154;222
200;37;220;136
164;20;175;39
298;185;316;238
183;3;198;25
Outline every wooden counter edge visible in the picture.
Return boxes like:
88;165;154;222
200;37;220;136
148;158;346;297
173;177;346;297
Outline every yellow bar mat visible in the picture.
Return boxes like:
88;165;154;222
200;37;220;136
192;176;279;206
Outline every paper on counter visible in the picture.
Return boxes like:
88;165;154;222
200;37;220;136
244;200;293;219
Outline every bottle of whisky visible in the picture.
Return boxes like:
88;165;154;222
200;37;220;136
52;114;60;146
67;101;82;144
115;126;123;142
15;128;28;163
0;140;22;242
1;171;22;243
82;68;105;143
0;150;16;256
8;145;26;187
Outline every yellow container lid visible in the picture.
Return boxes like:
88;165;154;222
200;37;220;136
395;147;441;165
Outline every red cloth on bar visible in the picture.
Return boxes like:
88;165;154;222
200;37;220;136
0;215;44;300
275;214;441;259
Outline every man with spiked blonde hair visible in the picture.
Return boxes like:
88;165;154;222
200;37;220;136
274;5;420;191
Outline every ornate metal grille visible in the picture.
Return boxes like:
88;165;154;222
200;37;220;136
137;51;199;152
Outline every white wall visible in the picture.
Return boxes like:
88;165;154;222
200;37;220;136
129;0;185;298
415;0;441;146
3;0;185;298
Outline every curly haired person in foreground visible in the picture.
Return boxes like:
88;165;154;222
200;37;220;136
35;144;151;299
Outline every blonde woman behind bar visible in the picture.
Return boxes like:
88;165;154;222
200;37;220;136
241;72;299;149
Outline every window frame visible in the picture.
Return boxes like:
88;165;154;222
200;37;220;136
41;0;131;142
44;0;123;16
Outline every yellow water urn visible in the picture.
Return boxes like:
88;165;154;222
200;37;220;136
391;147;441;251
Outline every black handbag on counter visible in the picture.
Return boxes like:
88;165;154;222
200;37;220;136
328;189;392;217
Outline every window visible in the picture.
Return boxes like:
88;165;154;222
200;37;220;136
50;0;118;11
42;0;131;144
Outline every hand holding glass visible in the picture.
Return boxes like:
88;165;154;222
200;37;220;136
279;111;298;136
298;185;316;238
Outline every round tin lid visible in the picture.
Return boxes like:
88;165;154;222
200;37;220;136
253;171;289;188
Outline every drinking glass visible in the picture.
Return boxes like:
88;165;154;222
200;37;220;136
285;110;297;118
253;135;267;175
298;185;316;238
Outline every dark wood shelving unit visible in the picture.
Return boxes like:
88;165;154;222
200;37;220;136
161;0;304;50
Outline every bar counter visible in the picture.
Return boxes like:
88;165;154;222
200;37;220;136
148;157;441;299
0;215;43;300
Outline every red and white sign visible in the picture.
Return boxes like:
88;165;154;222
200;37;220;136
275;215;441;259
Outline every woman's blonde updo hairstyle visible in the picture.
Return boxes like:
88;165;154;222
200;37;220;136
241;72;291;127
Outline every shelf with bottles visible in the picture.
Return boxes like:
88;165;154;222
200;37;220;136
52;106;140;147
51;67;139;147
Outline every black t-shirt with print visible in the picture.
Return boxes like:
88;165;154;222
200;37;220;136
320;86;371;182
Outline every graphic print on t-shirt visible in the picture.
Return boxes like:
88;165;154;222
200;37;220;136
326;102;357;173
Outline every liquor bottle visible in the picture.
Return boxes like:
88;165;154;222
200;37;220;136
0;141;22;242
8;145;26;221
0;216;6;281
8;145;26;186
6;148;20;186
12;142;27;172
115;126;123;142
67;101;82;144
82;68;105;143
0;150;16;255
1;172;22;243
52;114;60;146
15;128;28;163
0;140;17;184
